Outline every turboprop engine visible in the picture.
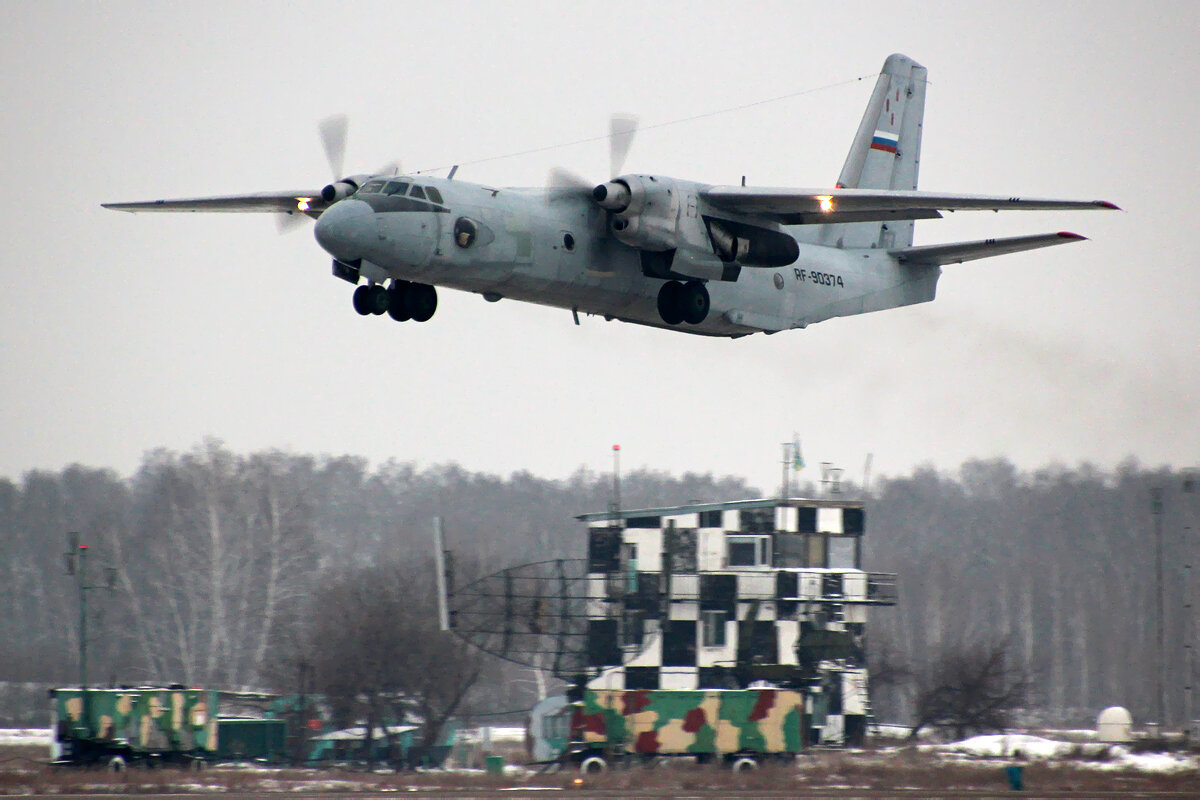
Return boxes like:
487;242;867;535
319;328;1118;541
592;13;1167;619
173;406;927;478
321;173;374;203
593;175;678;252
593;175;799;276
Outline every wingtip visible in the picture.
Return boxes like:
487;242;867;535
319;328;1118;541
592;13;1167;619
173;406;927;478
1057;231;1088;240
1096;200;1121;210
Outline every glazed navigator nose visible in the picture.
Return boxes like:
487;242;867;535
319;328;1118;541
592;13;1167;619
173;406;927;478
313;199;373;262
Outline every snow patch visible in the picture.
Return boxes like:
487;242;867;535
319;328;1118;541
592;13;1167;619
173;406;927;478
0;728;52;746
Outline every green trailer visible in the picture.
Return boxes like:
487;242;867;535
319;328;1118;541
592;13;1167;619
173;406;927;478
50;687;218;769
215;717;288;762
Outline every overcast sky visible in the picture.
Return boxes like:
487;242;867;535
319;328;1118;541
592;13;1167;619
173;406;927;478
2;0;1196;494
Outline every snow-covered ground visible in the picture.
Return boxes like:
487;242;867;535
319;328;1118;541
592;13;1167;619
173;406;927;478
0;728;51;746
921;733;1199;774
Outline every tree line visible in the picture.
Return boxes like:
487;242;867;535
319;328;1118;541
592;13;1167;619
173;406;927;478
1;440;1195;732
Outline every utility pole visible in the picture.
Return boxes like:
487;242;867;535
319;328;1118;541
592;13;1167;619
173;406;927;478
64;533;115;738
1184;471;1197;738
1151;488;1166;731
610;445;621;520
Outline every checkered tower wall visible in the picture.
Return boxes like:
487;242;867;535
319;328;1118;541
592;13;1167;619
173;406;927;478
581;501;874;745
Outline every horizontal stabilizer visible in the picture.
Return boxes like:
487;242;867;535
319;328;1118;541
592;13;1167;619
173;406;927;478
103;190;329;215
890;232;1088;267
701;186;1119;226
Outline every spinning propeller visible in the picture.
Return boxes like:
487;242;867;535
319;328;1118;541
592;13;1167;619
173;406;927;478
546;113;639;204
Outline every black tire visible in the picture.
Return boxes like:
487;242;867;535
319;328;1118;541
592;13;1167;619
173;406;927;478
579;755;606;775
405;284;438;322
368;284;389;315
680;281;710;325
387;281;411;321
657;281;684;325
352;285;373;316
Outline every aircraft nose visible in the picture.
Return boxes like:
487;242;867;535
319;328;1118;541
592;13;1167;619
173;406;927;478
314;199;373;261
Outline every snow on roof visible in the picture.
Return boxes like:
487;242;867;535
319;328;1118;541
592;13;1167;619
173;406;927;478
313;725;419;741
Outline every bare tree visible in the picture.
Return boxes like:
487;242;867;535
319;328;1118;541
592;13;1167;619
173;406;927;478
910;638;1033;740
304;561;484;768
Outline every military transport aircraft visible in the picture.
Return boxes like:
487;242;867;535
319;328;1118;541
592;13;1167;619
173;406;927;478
104;54;1117;338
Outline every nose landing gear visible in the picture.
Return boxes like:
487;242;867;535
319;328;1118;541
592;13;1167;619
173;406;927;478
353;281;437;323
656;280;709;326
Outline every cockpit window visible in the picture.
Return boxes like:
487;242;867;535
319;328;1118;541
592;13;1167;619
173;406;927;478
409;185;427;200
425;187;443;204
360;180;386;194
384;181;409;196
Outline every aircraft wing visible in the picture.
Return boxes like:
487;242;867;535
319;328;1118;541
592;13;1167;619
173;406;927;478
889;232;1088;267
701;186;1119;225
102;190;329;215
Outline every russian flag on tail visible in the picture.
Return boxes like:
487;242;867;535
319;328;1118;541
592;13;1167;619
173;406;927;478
870;129;899;153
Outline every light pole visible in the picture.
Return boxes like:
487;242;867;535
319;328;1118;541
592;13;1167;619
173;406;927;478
1184;471;1197;738
64;533;115;737
1151;488;1165;731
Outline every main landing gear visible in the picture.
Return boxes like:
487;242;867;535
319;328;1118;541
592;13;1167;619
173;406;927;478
656;280;709;325
352;281;437;323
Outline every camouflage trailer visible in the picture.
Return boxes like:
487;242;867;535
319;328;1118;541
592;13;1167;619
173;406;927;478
50;687;218;768
571;688;805;769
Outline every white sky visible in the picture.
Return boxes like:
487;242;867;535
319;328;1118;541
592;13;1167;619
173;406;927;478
2;0;1196;493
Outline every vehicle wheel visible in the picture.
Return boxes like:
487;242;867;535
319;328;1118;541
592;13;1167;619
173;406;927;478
657;281;684;325
368;284;389;315
405;284;438;322
108;755;126;772
730;756;757;772
387;281;411;321
352;285;373;316
579;755;607;775
680;281;710;324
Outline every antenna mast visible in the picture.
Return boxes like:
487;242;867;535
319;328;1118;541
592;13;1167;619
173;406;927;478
610;444;622;521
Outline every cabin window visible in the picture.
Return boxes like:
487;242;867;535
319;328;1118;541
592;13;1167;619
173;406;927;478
562;232;575;251
425;187;444;204
409;185;427;200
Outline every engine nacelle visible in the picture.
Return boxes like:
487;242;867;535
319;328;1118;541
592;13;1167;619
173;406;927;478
599;175;680;252
321;174;371;203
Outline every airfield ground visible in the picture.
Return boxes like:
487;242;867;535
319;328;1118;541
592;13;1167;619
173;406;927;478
1;729;1197;798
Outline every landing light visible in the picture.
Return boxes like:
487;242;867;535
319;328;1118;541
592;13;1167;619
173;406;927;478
296;198;312;211
817;195;835;213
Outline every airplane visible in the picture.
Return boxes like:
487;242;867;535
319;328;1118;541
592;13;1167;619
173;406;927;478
104;54;1118;338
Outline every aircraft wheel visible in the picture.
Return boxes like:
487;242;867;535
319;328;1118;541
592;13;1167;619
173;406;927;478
352;285;374;316
387;281;411;321
367;284;389;315
680;281;710;324
657;281;684;325
405;283;438;322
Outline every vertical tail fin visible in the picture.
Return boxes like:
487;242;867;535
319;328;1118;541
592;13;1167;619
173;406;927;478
826;53;928;248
